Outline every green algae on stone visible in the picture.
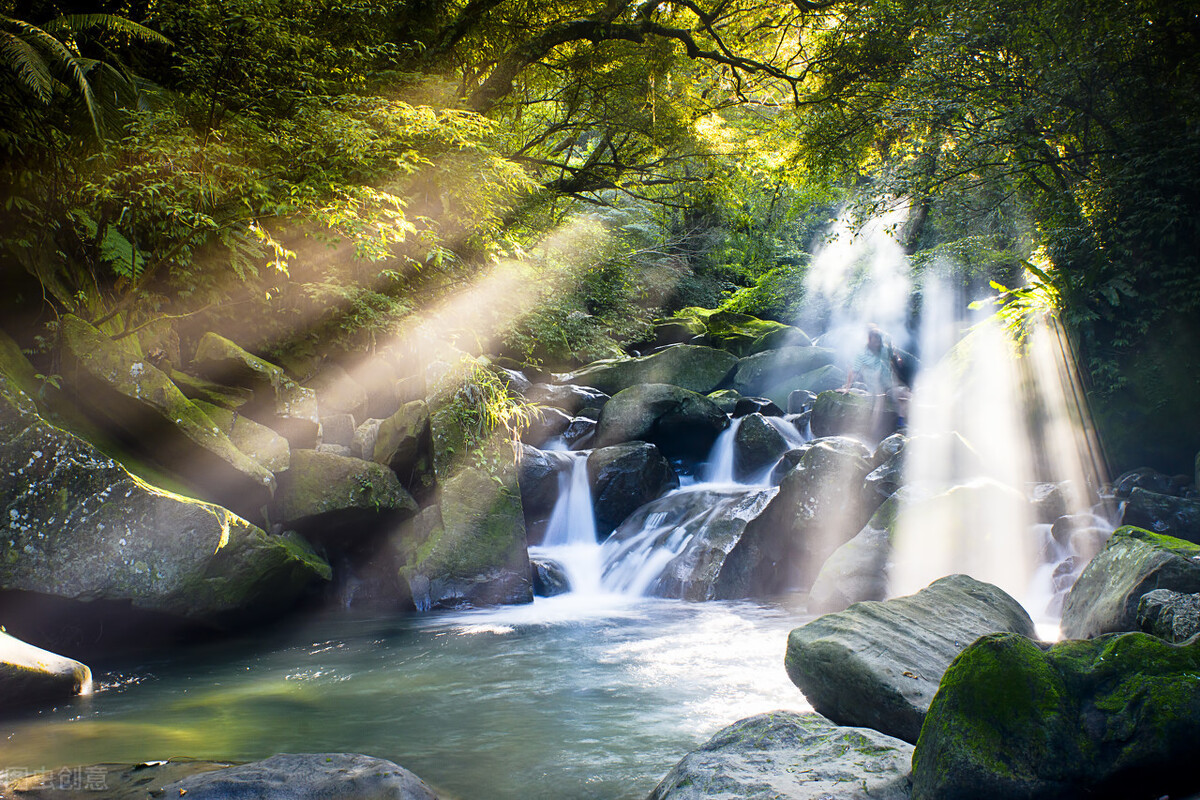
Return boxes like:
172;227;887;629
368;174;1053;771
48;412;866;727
703;311;792;357
193;400;290;474
561;345;738;395
273;450;416;531
912;631;1200;800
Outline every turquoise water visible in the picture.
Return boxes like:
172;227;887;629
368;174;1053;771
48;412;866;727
2;595;812;799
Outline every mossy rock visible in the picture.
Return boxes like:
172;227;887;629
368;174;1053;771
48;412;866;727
273;450;417;533
193;400;290;474
170;370;254;410
732;347;838;397
706;388;742;414
1061;526;1200;639
748;324;813;354
561;345;737;396
0;372;329;631
59;316;275;519
372;400;433;498
593;383;728;458
0;630;92;709
704;311;792;357
400;466;532;610
912;631;1200;799
649;710;913;800
809;389;877;439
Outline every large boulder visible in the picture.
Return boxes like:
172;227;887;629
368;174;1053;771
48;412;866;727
704;311;794;357
192;332;321;448
193;400;290;474
809;389;877;440
601;486;779;600
808;492;905;614
517;445;566;522
785;574;1037;743
160;753;440;800
561;345;738;395
732;347;838;397
1137;589;1200;643
59;316;275;519
593;383;728;458
649;711;913;800
1061;527;1200;639
1121;487;1200;542
525;383;610;416
400;466;532;610
273;450;417;536
587;442;678;537
0;630;92;709
912;632;1200;800
371;400;434;497
0;373;329;641
732;413;789;482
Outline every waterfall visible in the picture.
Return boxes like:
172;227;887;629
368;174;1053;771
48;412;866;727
530;451;603;596
702;418;741;484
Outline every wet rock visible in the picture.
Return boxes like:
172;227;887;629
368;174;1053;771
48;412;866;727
522;405;572;445
560;345;738;395
495;366;532;397
732;413;789;482
562;416;596;449
785;574;1036;744
732;396;783;418
587;442;678;537
768;447;810;485
531;556;570;597
400;466;532;610
160;753;439;800
872;432;907;469
604;486;778;600
862;449;904;505
1121;487;1200;542
59;317;275;519
787;389;817;414
194;400;290;474
0;373;329;633
0;630;91;709
649;711;912;800
305;364;368;420
517;445;564;521
192;332;321;449
593;383;728;459
526;383;610;416
912;631;1200;800
1061;526;1200;639
1138;589;1200;642
809;389;877;440
808;493;904;614
1030;480;1078;523
1113;466;1174;498
706;389;741;414
732;347;838;398
320;413;357;449
1067;525;1113;562
273;451;417;536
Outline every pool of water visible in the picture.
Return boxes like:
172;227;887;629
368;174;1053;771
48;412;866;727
2;595;813;799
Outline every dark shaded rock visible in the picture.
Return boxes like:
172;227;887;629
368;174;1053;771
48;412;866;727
0;630;91;709
732;347;838;397
305;364;368;420
732;413;789;482
160;753;439;799
59;317;275;519
170;370;254;410
273;450;417;536
517;445;565;521
809;389;877;440
1061;527;1200;639
320;413;357;449
1122;487;1200;542
587;442;678;537
561;345;738;395
192;332;320;448
194;400;290;474
1138;589;1200;642
531;556;570;597
768;447;810;485
400;466;532;610
649;711;912;800
863;450;903;505
872;432;907;469
647;317;707;349
562;416;596;448
706;388;741;413
785;574;1036;744
602;487;778;600
732;396;783;417
0;373;329;632
787;389;817;414
1113;466;1174;498
593;383;728;458
522;405;572;445
372;401;433;496
912;632;1200;800
526;383;610;416
808;493;904;615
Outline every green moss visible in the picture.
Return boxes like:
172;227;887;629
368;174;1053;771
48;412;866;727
1118;526;1200;558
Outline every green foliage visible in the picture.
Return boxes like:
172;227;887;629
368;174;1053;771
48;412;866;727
440;358;539;474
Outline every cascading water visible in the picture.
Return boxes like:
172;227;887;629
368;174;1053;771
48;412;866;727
529;450;603;596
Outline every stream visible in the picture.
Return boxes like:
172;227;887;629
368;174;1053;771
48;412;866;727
1;596;811;799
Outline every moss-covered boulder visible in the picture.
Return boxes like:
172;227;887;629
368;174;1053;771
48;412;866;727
732;347;838;397
587;442;678;537
912;632;1200;800
192;332;320;448
649;711;913;800
193;400;290;474
273;450;417;535
170;369;255;410
400;466;532;610
0;630;92;709
0;373;329;636
785;574;1036;744
371;400;433;497
561;345;737;395
706;388;742;413
59;316;275;520
1121;487;1200;542
750;324;814;354
644;316;708;350
1061;526;1200;638
809;389;877;439
704;311;793;357
593;383;729;458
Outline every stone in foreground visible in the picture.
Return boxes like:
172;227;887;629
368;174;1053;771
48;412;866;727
649;711;912;800
785;574;1036;743
913;632;1200;800
0;630;91;709
161;753;440;799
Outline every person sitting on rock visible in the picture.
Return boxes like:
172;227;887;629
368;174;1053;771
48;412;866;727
842;324;910;429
